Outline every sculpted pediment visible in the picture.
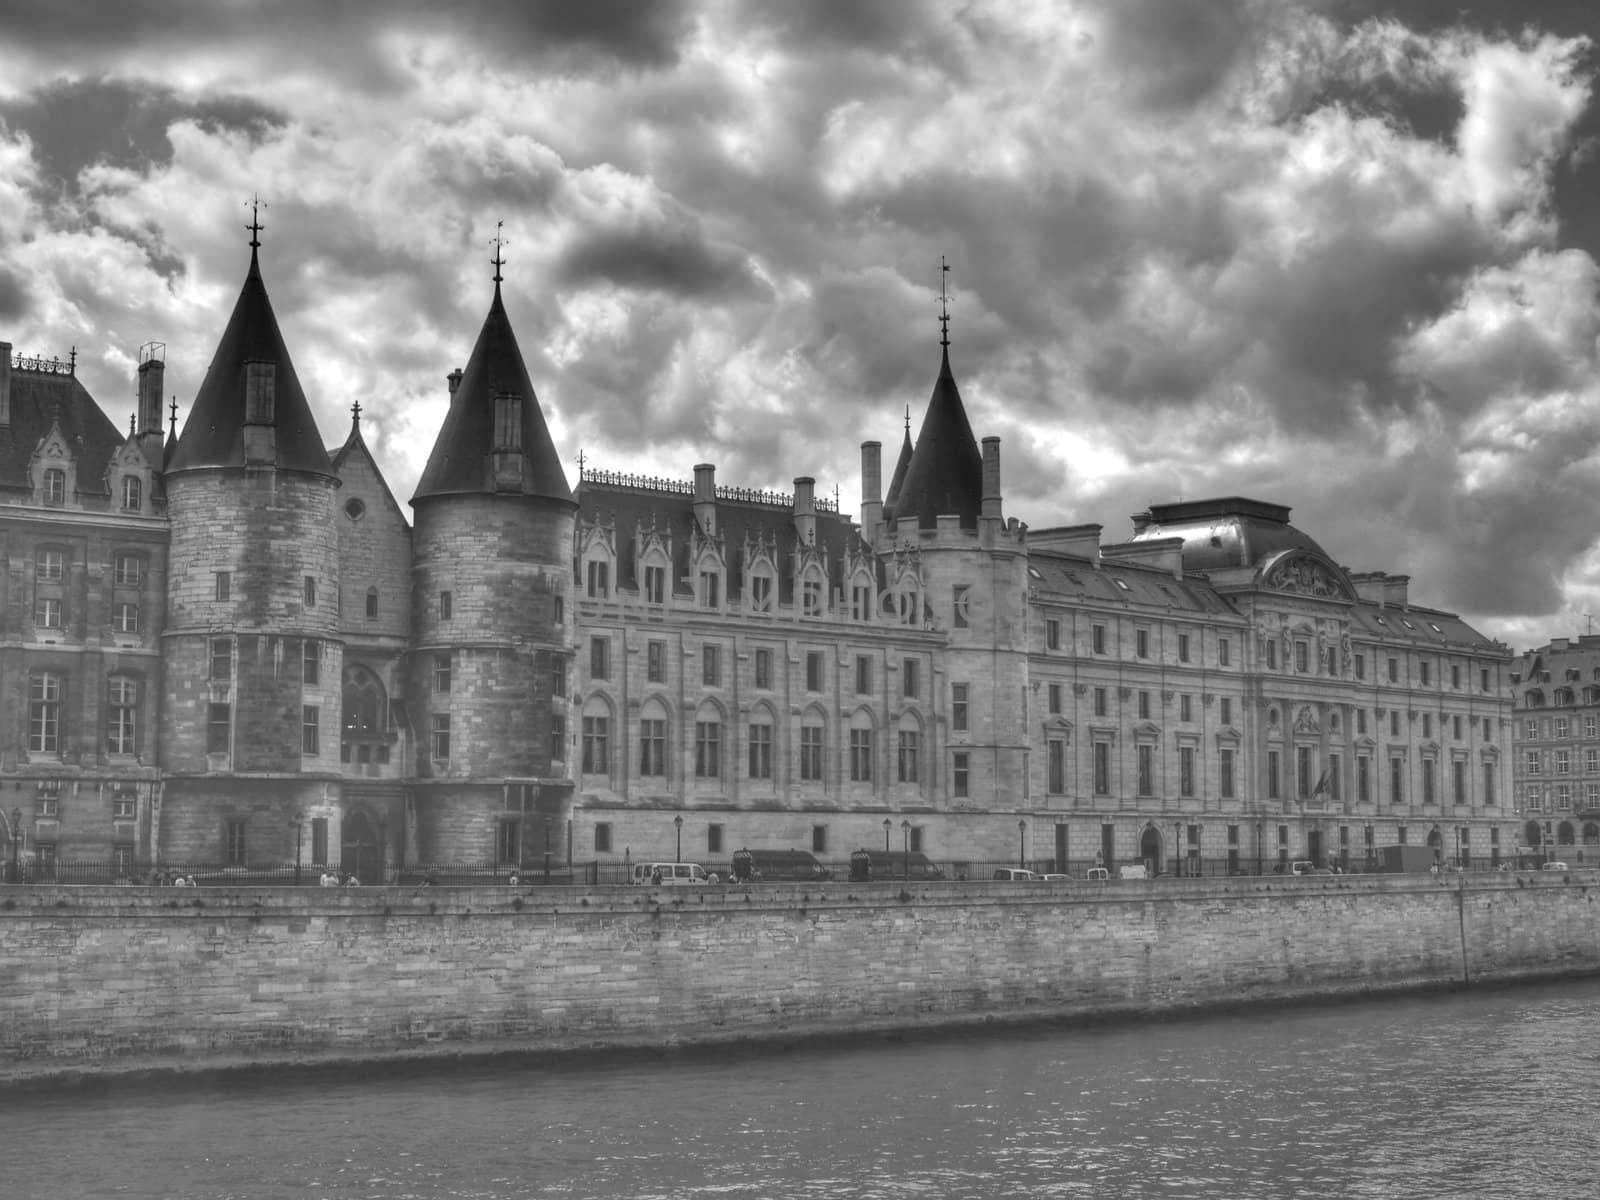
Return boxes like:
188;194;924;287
1258;551;1356;602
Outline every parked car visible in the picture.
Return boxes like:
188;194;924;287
993;868;1038;881
1039;873;1071;882
631;862;710;886
1085;867;1110;881
1289;861;1331;876
1541;861;1570;873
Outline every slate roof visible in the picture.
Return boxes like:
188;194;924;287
1026;550;1240;618
167;248;333;476
890;346;983;529
412;283;572;506
0;362;124;496
882;425;913;516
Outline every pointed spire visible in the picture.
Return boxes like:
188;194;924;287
890;270;983;529
166;239;334;476
412;275;573;507
351;399;362;427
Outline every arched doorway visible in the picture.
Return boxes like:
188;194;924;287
1558;821;1575;846
1426;828;1443;864
1139;826;1162;875
1524;820;1543;848
341;810;381;881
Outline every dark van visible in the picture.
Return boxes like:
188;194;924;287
727;848;833;882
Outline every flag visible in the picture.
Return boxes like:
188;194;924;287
1311;769;1330;797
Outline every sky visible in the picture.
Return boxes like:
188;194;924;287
1;0;1597;651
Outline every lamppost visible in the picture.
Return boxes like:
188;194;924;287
6;807;20;884
1255;822;1263;876
883;817;891;853
1018;818;1027;869
902;820;911;880
293;811;304;885
1365;823;1374;871
1174;821;1182;878
544;816;553;884
674;814;683;864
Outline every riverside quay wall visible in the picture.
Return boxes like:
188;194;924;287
3;873;1599;1082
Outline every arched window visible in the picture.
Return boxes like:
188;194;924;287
1558;821;1575;845
896;713;922;784
848;710;876;783
694;701;722;780
1525;690;1546;708
581;695;612;775
639;698;669;778
1583;822;1599;845
121;475;142;511
341;665;390;765
747;704;775;781
1525;820;1543;847
799;709;825;783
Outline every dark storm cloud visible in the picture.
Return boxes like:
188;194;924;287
0;0;695;89
556;216;766;300
0;79;283;194
1084;0;1259;109
0;266;27;321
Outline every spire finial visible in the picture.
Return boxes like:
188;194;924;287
246;194;266;250
129;413;136;437
938;256;951;348
69;345;77;375
169;395;178;429
351;399;362;426
491;219;506;285
905;404;911;434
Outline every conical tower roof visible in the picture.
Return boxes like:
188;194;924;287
882;422;914;521
166;247;334;476
412;282;573;506
891;346;982;529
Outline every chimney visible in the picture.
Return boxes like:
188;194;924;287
137;342;165;435
0;341;10;427
693;462;717;535
793;476;816;546
448;368;463;398
1382;574;1410;609
981;436;1002;520
860;441;883;538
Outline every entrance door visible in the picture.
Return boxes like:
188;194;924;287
1306;829;1323;867
341;811;380;881
1139;826;1162;875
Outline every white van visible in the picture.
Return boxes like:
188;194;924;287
631;862;710;886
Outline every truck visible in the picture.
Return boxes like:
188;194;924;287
1376;844;1437;874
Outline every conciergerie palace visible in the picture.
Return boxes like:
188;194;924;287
0;230;1521;880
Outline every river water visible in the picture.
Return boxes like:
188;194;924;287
6;978;1595;1200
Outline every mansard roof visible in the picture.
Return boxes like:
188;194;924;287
166;248;334;476
575;474;861;604
0;360;123;494
890;346;983;529
412;283;573;506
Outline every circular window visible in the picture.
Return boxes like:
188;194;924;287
344;498;366;521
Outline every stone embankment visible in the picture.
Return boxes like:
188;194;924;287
3;872;1597;1083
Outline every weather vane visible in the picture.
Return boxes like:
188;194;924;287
246;194;267;249
939;256;951;348
491;220;507;284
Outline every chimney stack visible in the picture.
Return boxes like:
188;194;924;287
0;341;10;427
794;476;816;546
860;441;883;540
137;342;165;436
981;436;1002;520
694;462;717;535
448;368;463;398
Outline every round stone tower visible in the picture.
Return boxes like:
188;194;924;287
158;233;343;869
408;265;576;867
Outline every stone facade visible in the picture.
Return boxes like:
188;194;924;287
0;249;1519;880
1510;636;1600;863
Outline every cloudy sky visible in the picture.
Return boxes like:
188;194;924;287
1;0;1596;649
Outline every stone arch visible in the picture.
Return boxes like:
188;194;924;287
1525;819;1544;848
1558;820;1576;845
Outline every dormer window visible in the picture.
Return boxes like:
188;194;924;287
43;468;65;506
643;563;665;605
586;559;610;599
493;393;523;451
245;360;276;423
801;576;824;617
700;570;720;609
749;571;773;613
121;476;141;510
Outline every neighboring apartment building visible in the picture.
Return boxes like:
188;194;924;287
1510;637;1600;864
0;231;1517;878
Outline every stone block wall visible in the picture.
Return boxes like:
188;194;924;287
2;874;1598;1082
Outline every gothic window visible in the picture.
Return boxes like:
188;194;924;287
121;475;142;510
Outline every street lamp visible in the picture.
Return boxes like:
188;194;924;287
1018;818;1027;869
544;816;553;884
674;814;684;864
1174;821;1182;878
294;811;305;885
1255;822;1263;876
883;817;891;853
902;819;911;880
7;807;20;884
